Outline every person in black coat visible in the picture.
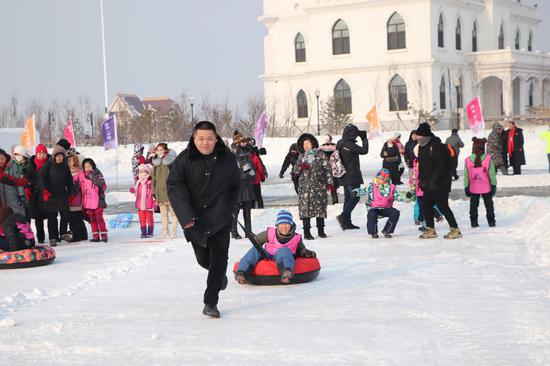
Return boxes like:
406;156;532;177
37;145;73;246
416;123;461;240
504;120;526;175
167;121;240;319
24;144;49;243
380;138;402;185
230;131;255;239
335;124;369;230
403;130;417;170
279;143;300;194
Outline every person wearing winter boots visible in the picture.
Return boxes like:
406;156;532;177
279;143;300;194
231;131;256;239
487;122;508;175
1;146;30;218
234;210;316;285
354;169;411;239
130;164;157;238
380;136;402;185
0;207;35;252
131;143;146;182
336;124;369;230
445;129;465;181
319;135;340;205
505;120;526;175
249;139;267;209
65;150;88;242
464;138;497;228
292;133;333;240
416;122;461;240
152;143;179;239
37;145;72;247
539;125;550;174
24;144;49;243
81;158;108;243
167;121;240;319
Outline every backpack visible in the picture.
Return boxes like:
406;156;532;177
329;149;346;178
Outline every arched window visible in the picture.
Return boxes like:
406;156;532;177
295;33;306;62
455;18;462;50
438;14;444;48
515;29;520;50
472;21;478;52
332;19;350;55
387;12;406;50
439;76;446;109
389;74;408;111
334;79;352;114
297;90;308;118
498;24;505;49
528;31;533;51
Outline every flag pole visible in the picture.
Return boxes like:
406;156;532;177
99;0;109;118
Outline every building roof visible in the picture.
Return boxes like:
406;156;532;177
143;97;176;115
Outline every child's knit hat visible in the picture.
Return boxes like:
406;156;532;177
139;163;153;176
275;210;295;227
375;168;391;183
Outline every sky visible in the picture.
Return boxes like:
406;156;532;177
0;0;549;113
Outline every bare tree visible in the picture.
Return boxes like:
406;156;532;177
320;97;352;134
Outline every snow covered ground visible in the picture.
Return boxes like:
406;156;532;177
1;127;550;365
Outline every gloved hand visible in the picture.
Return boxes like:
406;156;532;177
326;184;334;192
24;187;32;201
129;187;136;194
358;130;367;140
299;162;310;171
302;248;316;258
42;189;51;202
464;187;471;197
279;172;284;179
405;191;413;199
490;185;497;196
17;195;25;206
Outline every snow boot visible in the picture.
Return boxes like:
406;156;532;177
221;275;228;290
382;230;392;238
60;233;73;242
303;219;314;240
101;233;108;243
331;190;339;205
371;234;379;239
444;227;462;239
471;220;479;228
202;304;220;318
280;268;293;284
488;221;496;227
49;239;57;247
316;217;327;238
147;226;154;238
140;227;147;239
336;214;346;230
235;271;247;285
90;233;101;242
419;227;437;239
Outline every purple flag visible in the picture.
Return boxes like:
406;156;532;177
254;111;267;147
101;116;118;150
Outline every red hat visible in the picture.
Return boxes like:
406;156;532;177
35;144;47;155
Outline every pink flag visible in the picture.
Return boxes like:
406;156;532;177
64;117;76;147
466;96;485;137
254;111;267;147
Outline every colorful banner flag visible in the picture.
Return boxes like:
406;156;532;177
64;117;76;148
101;115;118;150
466;96;485;137
20;114;36;149
366;106;382;140
254;111;267;147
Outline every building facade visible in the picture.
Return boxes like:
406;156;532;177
260;0;550;132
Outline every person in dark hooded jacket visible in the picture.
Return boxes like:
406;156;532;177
403;130;417;170
416;123;461;240
24;144;49;243
167;121;240;319
279;143;300;194
335;124;369;230
37;144;73;246
230;131;255;239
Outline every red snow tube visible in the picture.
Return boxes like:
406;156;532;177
0;245;56;269
233;257;321;285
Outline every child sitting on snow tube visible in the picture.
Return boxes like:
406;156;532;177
234;210;316;284
0;207;35;252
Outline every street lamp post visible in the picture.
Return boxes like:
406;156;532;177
315;89;320;135
189;96;195;123
454;79;461;130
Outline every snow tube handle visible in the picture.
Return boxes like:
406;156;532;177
237;221;268;260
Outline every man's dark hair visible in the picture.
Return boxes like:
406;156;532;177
451;129;458;134
193;121;217;133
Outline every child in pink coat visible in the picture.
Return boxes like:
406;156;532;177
81;158;108;243
130;164;157;238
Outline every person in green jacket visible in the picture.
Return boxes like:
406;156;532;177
464;138;497;228
152;143;179;239
540;127;550;174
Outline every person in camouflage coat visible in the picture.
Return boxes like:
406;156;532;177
292;133;333;240
487;122;507;175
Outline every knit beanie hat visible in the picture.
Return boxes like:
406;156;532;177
416;122;433;137
275;210;295;227
13;145;29;159
35;144;48;155
56;138;71;151
375;168;391;183
233;130;245;144
134;143;144;154
139;163;153;176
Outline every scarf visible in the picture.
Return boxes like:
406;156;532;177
275;227;296;244
508;128;515;158
303;148;318;164
35;156;47;172
418;136;431;147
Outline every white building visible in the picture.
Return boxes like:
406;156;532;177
260;0;550;132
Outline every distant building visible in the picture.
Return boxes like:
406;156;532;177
260;0;550;131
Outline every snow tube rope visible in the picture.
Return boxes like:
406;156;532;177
233;257;321;286
0;245;56;269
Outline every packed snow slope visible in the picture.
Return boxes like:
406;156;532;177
1;195;550;365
